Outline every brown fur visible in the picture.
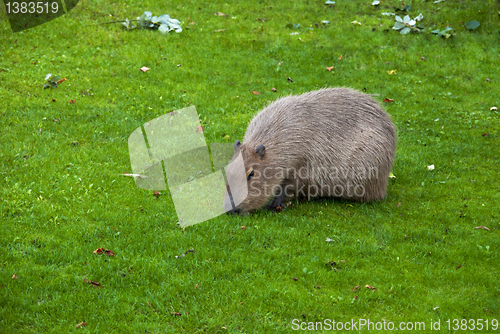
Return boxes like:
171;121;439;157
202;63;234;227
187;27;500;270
225;88;396;214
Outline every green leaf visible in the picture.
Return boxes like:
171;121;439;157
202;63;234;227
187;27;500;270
400;27;411;34
284;23;293;29
465;21;480;30
49;82;58;89
43;83;51;89
50;75;60;83
393;22;406;30
158;24;170;34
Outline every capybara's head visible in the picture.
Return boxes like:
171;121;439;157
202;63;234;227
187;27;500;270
223;140;274;214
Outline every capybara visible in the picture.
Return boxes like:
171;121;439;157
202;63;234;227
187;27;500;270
223;88;396;214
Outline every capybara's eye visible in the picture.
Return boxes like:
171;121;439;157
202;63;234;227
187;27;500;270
247;170;255;181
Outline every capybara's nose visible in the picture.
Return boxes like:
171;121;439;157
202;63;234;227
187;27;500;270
226;207;241;215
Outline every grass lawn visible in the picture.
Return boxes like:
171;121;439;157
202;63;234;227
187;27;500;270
1;0;499;332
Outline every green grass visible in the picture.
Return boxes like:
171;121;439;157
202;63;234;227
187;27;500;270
1;0;499;332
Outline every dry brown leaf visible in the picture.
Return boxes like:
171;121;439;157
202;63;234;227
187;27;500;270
383;98;395;103
364;285;377;290
241;226;246;230
12;273;17;279
339;55;343;60
196;125;203;133
153;190;160;197
456;264;462;270
354;295;358;300
397;202;401;208
271;88;277;92
57;78;67;84
83;278;101;286
326;66;334;71
76;322;87;328
147;302;153;309
195;283;199;289
221;327;227;330
252;91;261;95
215;12;229;17
104;250;115;256
93;248;104;255
69;99;76;104
351;285;360;292
171;312;181;316
475;226;490;231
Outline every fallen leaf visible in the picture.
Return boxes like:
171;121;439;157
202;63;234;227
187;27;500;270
276;205;282;212
241;226;246;230
221;327;227;330
354;295;358;300
486;78;490;82
386;70;397;75
83;278;101;286
421;56;425;61
482;133;489;137
252;91;261;95
76;322;87;328
475;226;490;231
215;12;228;17
364;285;377;290
171;312;181;316
383;98;395;102
153;190;160;197
271;87;277;92
339;55;343;60
196;125;203;133
456;264;462;270
351;21;362;26
195;283;199;289
287;77;294;82
490;107;498;111
397;202;401;208
185;249;195;253
293;277;298;281
93;247;104;255
147;302;153;309
104;250;115;256
70;99;76;104
351;285;360;292
389;172;396;178
12;273;17;279
140;66;150;72
326;66;334;71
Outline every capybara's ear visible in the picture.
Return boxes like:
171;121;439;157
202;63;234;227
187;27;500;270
255;144;265;158
234;140;241;150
